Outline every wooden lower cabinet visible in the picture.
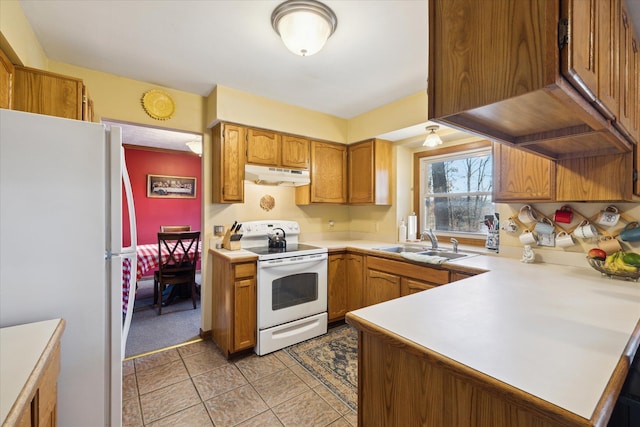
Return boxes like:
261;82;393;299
346;318;583;427
365;269;401;306
211;252;256;357
346;254;364;312
400;277;436;295
450;271;477;282
0;46;14;109
364;256;449;306
328;253;347;321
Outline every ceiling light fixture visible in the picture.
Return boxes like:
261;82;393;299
423;125;443;147
185;141;202;156
271;0;338;57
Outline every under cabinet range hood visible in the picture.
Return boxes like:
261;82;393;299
244;164;310;186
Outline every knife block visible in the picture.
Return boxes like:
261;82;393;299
222;228;242;251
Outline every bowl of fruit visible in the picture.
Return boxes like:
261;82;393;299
586;249;640;282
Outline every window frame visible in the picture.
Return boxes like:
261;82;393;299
413;140;493;245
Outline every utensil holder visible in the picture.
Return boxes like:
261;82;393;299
222;228;242;251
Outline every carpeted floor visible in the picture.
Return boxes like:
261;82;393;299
124;277;201;358
284;324;358;411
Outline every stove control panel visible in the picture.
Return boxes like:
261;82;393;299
240;220;301;247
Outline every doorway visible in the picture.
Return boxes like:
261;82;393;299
103;119;204;358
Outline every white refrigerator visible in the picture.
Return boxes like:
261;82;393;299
0;108;137;426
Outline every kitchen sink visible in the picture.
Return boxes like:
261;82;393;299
374;245;476;260
416;250;475;260
375;245;430;253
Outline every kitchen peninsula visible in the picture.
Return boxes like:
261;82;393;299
345;254;640;427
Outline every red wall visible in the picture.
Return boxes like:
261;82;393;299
123;147;202;246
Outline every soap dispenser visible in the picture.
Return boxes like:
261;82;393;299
398;219;407;243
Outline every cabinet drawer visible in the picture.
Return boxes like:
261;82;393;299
234;262;256;279
367;256;449;285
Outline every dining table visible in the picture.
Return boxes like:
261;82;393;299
121;243;201;314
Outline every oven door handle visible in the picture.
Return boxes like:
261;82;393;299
258;253;327;268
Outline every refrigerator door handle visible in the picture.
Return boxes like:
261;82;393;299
108;126;137;255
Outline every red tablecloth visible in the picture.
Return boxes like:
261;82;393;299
122;243;201;314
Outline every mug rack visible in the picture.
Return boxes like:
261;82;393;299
508;205;637;242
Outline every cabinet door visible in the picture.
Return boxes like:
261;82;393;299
597;0;620;120
364;269;400;307
327;254;347;321
618;2;639;142
246;128;280;166
212;123;245;203
346;254;364;311
281;135;310;169
13;66;84;120
0;47;14;110
450;271;475;282
310;141;347;203
348;140;375;204
400;277;436;296
234;277;256;351
493;143;555;202
561;0;599;103
556;153;632;201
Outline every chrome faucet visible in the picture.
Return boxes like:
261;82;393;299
421;228;438;249
451;238;459;253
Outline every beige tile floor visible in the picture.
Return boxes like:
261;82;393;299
122;339;357;427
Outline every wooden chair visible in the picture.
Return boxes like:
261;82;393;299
160;225;191;232
153;231;200;315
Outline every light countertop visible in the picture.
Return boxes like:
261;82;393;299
347;254;640;420
1;318;65;424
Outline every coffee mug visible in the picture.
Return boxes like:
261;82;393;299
519;229;537;245
596;206;620;227
502;218;518;233
518;205;537;224
554;206;573;224
534;218;555;235
574;220;597;239
620;222;640;242
556;231;575;248
597;236;623;255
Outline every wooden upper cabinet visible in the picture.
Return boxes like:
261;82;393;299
428;0;635;160
0;47;14;109
296;141;347;204
493;143;555;203
597;0;621;120
348;139;392;205
556;153;633;201
212;123;245;203
281;135;310;169
13;66;92;121
246;128;280;166
618;1;639;143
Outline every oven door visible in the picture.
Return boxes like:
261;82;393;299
257;253;327;330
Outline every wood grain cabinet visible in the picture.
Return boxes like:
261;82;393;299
13;66;93;121
617;0;639;144
0;47;14;109
211;252;256;357
246;129;310;169
493;143;556;203
212;123;245;204
428;0;637;160
328;253;347;322
296;141;347;204
348;139;392;205
246;128;280;166
281;135;310;169
346;253;364;312
364;256;449;307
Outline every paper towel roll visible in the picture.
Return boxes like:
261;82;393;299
407;212;417;240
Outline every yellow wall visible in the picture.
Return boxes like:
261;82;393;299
0;0;47;68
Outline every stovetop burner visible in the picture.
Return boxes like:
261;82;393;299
246;243;324;257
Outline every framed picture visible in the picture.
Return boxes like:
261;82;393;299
147;174;197;199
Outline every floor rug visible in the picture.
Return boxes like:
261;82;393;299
284;324;358;411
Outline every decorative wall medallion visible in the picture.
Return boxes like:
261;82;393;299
260;194;275;211
141;89;175;120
